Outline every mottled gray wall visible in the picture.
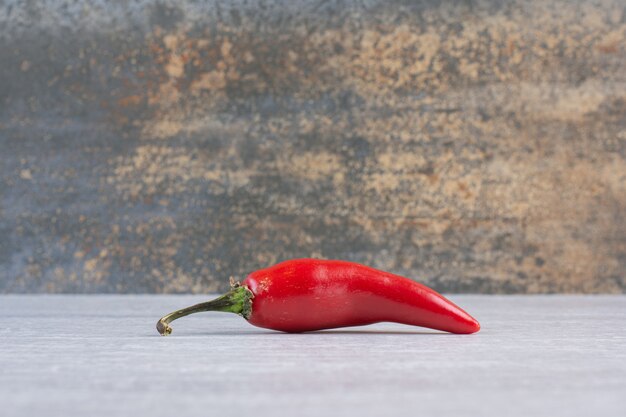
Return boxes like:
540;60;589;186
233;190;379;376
1;0;625;293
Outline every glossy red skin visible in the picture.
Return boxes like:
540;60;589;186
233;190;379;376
242;259;480;334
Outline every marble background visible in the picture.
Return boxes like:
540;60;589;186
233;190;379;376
1;0;625;293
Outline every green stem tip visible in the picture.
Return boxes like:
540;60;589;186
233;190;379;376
156;285;254;336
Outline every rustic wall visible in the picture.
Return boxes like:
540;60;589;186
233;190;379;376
1;0;625;293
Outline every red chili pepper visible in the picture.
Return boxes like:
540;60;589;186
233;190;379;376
156;259;480;335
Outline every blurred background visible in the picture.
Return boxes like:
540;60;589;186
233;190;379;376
1;0;624;294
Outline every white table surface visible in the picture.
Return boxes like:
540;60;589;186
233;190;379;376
1;295;625;417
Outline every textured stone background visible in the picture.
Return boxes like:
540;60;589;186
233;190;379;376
1;0;625;293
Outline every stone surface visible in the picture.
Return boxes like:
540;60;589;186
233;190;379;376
1;295;625;417
1;1;625;293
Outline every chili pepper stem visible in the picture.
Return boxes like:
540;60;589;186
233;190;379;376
156;285;254;336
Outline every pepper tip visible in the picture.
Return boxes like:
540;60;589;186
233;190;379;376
467;318;481;334
472;320;481;333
